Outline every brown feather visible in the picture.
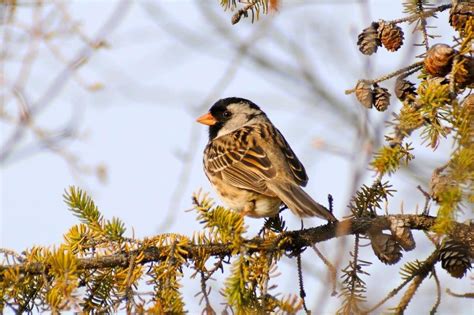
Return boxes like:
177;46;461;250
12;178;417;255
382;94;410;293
204;126;276;196
267;181;337;221
273;128;308;186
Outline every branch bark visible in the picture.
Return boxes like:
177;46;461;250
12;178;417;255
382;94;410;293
1;214;472;275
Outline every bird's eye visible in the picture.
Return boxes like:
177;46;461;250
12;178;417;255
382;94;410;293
223;111;231;118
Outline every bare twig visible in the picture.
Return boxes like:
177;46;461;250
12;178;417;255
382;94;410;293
417;185;432;215
312;245;337;296
200;271;216;315
0;0;131;163
446;288;474;299
296;253;309;314
0;248;22;261
430;268;441;315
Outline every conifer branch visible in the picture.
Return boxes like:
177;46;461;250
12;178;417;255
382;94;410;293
345;61;424;95
392;250;439;314
388;4;451;25
415;0;430;51
359;248;442;314
2;215;472;276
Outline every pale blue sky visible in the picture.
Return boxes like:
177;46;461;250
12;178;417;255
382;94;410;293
1;1;471;313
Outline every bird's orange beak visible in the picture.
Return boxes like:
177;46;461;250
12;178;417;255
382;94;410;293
196;112;217;126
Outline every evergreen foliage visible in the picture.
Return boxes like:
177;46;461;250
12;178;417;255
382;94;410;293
1;0;472;313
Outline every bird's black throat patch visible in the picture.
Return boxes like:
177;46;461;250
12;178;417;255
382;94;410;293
209;122;224;141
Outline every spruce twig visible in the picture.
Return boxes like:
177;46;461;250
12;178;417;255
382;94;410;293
392;250;439;314
1;215;471;276
446;289;474;299
345;62;423;94
388;4;451;25
200;271;216;315
416;0;430;51
366;250;439;313
296;253;309;314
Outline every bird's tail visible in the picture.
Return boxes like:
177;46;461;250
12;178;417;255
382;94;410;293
268;182;337;222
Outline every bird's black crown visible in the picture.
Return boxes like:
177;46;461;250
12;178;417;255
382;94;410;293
209;97;260;115
208;97;261;140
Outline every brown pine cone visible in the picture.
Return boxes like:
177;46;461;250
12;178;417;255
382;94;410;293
429;166;452;202
395;76;417;101
439;238;472;279
454;56;474;89
463;94;474;116
424;44;456;77
461;94;474;145
379;22;404;52
449;1;474;32
389;217;416;251
373;84;391;111
369;232;403;265
355;80;374;108
357;22;381;55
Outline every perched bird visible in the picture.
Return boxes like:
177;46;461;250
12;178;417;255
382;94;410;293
196;97;337;222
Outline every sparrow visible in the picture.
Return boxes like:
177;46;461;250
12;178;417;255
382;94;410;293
196;97;337;222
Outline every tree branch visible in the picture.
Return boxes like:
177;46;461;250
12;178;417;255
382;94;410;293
1;215;472;275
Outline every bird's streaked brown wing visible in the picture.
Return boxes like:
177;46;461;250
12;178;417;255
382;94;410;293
273;129;308;186
204;126;276;196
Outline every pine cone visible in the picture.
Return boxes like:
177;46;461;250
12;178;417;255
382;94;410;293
395;76;417;101
454;56;474;89
439;238;472;279
424;44;456;77
430;167;452;202
373;84;391;111
389;217;416;251
379;22;404;52
463;94;474;116
462;94;474;143
357;22;381;55
449;1;474;33
369;232;403;265
355;80;374;108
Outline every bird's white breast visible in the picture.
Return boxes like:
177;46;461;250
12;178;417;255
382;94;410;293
211;176;281;218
